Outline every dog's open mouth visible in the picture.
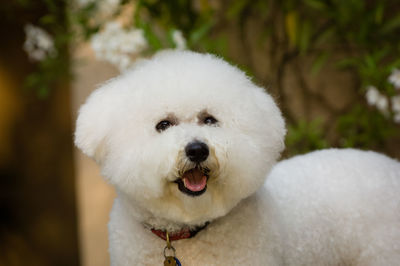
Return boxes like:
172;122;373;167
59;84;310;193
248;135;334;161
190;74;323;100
175;167;209;196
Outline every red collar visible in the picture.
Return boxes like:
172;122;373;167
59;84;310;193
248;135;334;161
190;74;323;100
151;222;209;241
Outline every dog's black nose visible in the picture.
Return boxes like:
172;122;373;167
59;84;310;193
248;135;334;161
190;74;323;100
185;141;209;163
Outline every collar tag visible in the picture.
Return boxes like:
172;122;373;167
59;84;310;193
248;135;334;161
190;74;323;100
163;232;182;266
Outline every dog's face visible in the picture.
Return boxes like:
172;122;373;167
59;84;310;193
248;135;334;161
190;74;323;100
75;51;285;226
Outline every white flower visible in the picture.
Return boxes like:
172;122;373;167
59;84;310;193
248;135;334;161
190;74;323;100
366;86;380;106
392;95;400;113
392;95;400;123
394;113;400;123
365;85;388;115
23;24;56;61
172;30;186;50
91;21;148;71
388;68;400;89
376;95;388;115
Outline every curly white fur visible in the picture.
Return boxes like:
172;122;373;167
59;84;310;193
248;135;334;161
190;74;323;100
75;51;400;265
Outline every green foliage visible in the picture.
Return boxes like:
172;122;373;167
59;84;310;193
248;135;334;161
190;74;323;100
21;0;400;155
25;54;70;98
337;105;395;148
226;0;251;20
134;0;218;52
70;2;101;39
286;119;328;156
311;52;329;76
20;0;71;98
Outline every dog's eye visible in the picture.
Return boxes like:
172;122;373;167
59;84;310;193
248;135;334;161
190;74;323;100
203;116;218;125
156;120;173;132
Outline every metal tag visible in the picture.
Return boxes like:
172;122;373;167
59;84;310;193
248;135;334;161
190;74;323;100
164;256;176;266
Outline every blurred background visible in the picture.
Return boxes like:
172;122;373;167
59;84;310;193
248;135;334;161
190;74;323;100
1;0;399;265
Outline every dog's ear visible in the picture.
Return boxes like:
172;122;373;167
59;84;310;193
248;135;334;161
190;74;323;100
74;82;116;163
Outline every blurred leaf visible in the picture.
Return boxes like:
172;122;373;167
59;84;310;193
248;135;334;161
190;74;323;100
388;58;400;69
381;14;400;34
38;86;50;99
298;20;311;54
40;14;56;25
15;0;31;7
25;73;40;89
314;27;334;46
43;0;57;13
304;0;326;10
364;54;376;69
140;23;162;51
311;52;329;76
336;57;358;69
374;4;384;24
285;11;298;48
189;20;215;45
201;34;228;56
286;119;328;155
255;1;269;20
166;28;177;48
199;0;211;12
337;105;395;148
226;0;250;20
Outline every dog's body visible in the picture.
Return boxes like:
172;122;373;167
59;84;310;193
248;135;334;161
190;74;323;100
108;149;400;266
75;51;400;265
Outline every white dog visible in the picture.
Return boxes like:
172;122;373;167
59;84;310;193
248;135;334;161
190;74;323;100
75;51;400;265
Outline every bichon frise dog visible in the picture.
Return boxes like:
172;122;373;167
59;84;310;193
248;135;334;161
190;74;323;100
75;51;400;266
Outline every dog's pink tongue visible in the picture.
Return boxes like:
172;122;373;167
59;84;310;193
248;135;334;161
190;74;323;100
182;169;207;192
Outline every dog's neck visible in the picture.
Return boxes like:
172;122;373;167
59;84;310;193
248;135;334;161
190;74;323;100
149;222;209;241
142;216;209;233
118;191;210;234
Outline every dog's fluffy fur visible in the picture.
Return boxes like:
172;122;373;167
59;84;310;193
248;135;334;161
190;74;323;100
75;51;400;265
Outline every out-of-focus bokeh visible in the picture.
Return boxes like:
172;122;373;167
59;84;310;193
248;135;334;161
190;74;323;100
1;1;400;266
0;2;79;266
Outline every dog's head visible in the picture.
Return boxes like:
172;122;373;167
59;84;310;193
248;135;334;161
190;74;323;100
75;51;285;226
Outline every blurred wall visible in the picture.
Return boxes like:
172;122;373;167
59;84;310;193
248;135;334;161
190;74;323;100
0;4;80;265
